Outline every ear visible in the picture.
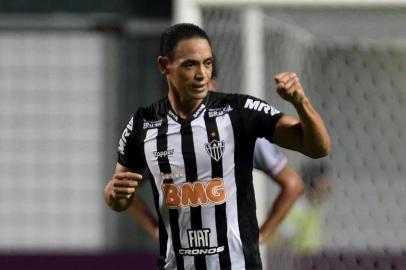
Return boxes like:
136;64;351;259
158;56;170;75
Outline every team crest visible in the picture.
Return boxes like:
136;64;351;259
204;140;225;161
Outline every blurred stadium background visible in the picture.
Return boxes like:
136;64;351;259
1;0;406;269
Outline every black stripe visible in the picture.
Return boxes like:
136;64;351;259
180;122;207;270
149;172;169;270
230;119;262;269
204;114;231;270
156;120;184;270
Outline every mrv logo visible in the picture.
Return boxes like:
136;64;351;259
118;117;133;155
179;229;225;256
244;98;280;116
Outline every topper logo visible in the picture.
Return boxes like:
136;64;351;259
161;178;227;208
153;149;174;158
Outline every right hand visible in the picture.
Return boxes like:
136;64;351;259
108;171;142;200
274;72;306;106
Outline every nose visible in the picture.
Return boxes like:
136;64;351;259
195;64;207;81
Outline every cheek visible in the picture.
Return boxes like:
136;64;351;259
177;71;194;84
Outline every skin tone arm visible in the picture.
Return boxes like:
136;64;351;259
259;164;304;244
104;163;143;212
273;72;331;158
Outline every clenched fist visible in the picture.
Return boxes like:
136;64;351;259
274;72;306;105
110;172;142;199
105;171;142;211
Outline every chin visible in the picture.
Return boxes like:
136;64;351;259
193;90;208;99
188;88;208;99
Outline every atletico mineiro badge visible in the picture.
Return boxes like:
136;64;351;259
204;140;225;161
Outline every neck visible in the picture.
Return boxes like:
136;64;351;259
168;91;203;119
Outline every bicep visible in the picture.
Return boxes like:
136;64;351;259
273;115;303;153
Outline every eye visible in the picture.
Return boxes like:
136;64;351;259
205;60;213;67
184;61;195;69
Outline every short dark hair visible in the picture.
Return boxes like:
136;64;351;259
160;23;212;60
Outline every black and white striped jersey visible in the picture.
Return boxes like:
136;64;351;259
118;91;283;270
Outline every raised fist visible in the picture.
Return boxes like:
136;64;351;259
274;72;306;105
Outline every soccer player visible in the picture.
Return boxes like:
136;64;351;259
128;71;305;248
104;23;330;270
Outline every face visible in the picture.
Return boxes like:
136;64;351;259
161;38;213;102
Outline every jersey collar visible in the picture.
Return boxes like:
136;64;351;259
166;93;210;124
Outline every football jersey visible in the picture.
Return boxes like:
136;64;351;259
253;138;288;177
118;91;283;270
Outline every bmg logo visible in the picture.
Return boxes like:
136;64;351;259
161;178;227;208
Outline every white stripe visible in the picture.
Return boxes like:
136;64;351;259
166;116;193;270
191;114;220;269
216;113;246;270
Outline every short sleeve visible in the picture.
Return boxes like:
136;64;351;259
117;110;146;170
236;94;284;142
253;138;288;176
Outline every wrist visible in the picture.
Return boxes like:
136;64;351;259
292;95;309;107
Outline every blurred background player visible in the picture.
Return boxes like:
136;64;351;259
269;161;331;257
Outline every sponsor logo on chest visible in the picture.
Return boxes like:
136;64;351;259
153;148;174;158
207;105;233;118
161;178;227;208
143;119;162;129
179;229;225;256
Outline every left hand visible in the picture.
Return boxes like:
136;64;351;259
274;72;306;105
259;230;268;245
259;224;275;245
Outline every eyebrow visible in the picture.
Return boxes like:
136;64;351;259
182;57;213;63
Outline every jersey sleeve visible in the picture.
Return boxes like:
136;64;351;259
253;138;288;177
235;94;284;142
117;110;146;170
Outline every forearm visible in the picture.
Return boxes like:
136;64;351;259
260;188;300;240
260;167;304;243
293;97;330;158
273;72;330;158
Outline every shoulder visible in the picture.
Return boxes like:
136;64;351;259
128;97;168;130
138;97;168;119
207;91;257;107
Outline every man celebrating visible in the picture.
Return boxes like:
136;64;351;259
104;23;330;270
